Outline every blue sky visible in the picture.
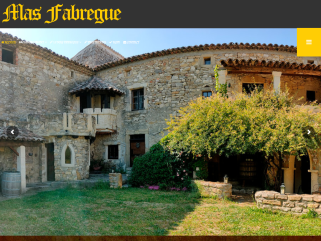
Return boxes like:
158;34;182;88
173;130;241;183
0;28;297;59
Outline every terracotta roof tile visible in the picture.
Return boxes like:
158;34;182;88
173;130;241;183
93;43;297;71
0;127;44;142
69;76;125;95
221;59;321;71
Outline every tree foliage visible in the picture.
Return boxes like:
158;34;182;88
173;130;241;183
164;87;321;189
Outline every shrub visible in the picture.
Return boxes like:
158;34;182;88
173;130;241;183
129;142;192;189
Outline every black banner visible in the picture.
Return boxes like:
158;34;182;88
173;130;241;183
0;0;321;28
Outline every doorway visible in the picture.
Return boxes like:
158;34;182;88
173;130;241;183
46;143;55;181
130;134;145;167
294;155;311;194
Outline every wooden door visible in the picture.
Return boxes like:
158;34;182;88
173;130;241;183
130;135;145;167
46;143;55;181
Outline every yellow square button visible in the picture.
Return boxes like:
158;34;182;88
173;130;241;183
297;28;321;57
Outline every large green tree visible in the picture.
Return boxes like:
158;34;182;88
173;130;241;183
163;87;321;190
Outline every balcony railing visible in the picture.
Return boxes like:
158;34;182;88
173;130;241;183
27;113;96;137
83;108;117;132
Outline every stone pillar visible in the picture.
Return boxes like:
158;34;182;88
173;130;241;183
109;173;122;188
218;69;227;85
17;146;26;194
282;155;295;193
272;71;282;93
308;169;319;193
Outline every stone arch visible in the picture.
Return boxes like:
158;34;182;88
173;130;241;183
61;143;75;167
283;149;318;194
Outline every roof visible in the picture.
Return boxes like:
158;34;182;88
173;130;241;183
0;31;94;75
0;127;45;142
71;40;124;68
221;59;321;71
69;76;125;95
93;43;298;71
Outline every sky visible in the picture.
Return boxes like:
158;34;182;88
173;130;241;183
0;28;297;59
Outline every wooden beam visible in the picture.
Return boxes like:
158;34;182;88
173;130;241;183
0;141;42;147
9;147;19;156
228;70;321;78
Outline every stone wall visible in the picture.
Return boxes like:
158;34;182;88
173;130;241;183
54;136;90;181
25;146;41;183
0;147;17;190
255;190;321;215
193;180;232;199
27;113;96;137
0;47;90;123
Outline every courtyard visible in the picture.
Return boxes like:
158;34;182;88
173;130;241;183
0;185;320;236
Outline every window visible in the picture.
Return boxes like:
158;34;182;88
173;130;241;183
71;71;74;78
101;94;110;109
126;70;132;76
204;58;211;65
108;145;119;159
65;146;72;164
132;88;144;110
307;60;315;64
2;48;14;64
61;144;75;167
242;83;264;94
202;91;212;98
307;91;316;102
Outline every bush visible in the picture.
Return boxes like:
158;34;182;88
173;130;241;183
129;142;192;189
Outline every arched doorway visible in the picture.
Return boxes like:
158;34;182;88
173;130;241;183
294;154;311;194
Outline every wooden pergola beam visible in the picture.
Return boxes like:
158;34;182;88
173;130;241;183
8;147;19;156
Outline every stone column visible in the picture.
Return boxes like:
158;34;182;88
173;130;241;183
272;71;282;93
17;146;26;194
308;169;319;193
282;155;295;193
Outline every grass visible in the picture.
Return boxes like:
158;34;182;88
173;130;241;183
0;184;320;235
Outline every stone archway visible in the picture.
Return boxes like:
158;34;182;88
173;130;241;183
283;150;319;194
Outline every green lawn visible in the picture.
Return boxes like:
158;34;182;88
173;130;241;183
0;184;320;235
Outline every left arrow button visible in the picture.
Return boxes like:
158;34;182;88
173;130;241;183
7;126;19;138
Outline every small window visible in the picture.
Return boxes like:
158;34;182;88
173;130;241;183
108;145;119;159
65;146;72;164
71;71;74;78
204;58;211;65
307;60;314;64
2;48;14;64
242;83;264;94
307;91;316;102
202;91;212;98
132;88;144;110
126;70;132;76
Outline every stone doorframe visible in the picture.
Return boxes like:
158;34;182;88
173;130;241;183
125;129;149;168
282;151;318;194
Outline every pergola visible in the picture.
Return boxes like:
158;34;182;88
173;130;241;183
0;127;44;194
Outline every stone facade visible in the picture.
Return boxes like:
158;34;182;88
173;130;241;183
255;190;321;215
54;136;90;181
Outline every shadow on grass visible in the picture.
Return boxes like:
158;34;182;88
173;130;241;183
0;180;202;236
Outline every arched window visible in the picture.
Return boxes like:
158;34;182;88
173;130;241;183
65;146;72;164
61;144;75;167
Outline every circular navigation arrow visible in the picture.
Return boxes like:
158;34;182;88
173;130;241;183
6;126;19;138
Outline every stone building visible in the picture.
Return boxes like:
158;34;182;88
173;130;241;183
0;31;321;194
